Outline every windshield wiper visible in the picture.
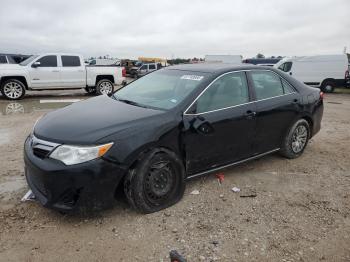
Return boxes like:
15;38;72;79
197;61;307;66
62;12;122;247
115;98;150;109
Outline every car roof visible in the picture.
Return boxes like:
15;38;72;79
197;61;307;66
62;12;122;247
166;63;266;74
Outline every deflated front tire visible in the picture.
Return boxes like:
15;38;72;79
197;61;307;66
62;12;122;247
123;148;186;213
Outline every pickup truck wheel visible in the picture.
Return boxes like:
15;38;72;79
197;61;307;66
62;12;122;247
1;79;26;100
96;79;114;96
124;149;186;213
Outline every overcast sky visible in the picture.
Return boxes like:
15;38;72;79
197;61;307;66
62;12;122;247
1;0;349;59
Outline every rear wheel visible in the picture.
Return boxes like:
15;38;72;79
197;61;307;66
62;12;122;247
124;149;185;213
1;79;26;100
280;119;310;159
96;79;114;96
321;80;335;93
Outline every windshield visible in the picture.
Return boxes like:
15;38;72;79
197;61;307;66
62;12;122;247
20;55;39;66
114;69;208;110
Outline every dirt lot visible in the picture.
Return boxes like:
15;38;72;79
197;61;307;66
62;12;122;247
0;90;350;262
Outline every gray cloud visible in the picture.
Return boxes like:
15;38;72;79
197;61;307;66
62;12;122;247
1;0;349;59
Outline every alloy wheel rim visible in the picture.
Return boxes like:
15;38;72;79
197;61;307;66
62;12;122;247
291;125;308;153
4;82;23;99
99;81;113;95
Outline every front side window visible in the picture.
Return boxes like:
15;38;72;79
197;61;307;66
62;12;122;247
194;72;249;113
36;55;57;67
62;56;81;67
278;62;292;72
250;71;286;100
114;69;208;110
0;55;7;64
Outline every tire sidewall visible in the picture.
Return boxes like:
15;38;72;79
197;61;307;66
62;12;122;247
1;79;26;100
96;79;114;96
282;119;310;159
125;149;186;213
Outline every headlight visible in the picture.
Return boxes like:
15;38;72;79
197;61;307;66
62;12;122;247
50;142;113;165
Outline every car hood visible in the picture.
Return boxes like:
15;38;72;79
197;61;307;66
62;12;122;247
0;64;22;69
34;95;165;144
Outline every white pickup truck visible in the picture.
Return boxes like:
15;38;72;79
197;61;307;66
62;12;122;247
0;53;126;100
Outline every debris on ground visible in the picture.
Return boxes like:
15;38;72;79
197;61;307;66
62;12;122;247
21;190;36;202
240;189;257;198
215;172;225;185
231;187;240;193
190;190;200;195
169;250;187;262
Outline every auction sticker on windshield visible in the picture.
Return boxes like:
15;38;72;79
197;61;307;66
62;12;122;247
180;75;204;81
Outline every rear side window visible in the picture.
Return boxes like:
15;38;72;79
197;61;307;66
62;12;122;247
281;79;295;94
149;64;156;70
37;55;57;67
251;71;284;100
195;72;249;113
0;55;7;64
62;56;81;67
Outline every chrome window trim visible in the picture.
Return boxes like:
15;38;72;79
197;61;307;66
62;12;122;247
184;69;297;116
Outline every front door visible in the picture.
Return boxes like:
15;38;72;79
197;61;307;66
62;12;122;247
183;71;257;175
29;55;61;88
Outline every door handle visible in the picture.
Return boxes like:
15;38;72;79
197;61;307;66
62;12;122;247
245;110;256;119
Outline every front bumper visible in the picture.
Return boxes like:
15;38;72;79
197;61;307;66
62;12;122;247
24;136;127;212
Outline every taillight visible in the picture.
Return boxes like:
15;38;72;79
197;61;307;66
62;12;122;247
345;70;349;79
122;67;126;77
320;91;324;100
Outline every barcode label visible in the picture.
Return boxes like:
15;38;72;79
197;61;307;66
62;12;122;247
180;75;204;81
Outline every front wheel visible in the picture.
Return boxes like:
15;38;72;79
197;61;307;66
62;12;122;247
95;79;114;96
280;119;310;159
124;149;186;213
0;79;26;100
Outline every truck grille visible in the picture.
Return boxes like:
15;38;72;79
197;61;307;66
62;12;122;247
31;136;60;159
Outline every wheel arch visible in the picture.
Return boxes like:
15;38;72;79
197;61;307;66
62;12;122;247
0;76;29;90
95;75;115;86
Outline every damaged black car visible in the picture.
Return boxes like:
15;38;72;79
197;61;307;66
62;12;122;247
24;64;323;213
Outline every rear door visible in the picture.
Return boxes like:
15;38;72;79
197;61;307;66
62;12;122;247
29;55;61;88
183;71;257;174
248;70;299;154
60;55;85;87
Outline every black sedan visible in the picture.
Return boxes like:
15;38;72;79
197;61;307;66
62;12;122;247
24;64;323;213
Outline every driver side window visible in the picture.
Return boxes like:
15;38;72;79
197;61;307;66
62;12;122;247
36;55;57;67
195;72;249;114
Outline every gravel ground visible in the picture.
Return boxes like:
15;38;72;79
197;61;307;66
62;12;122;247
0;90;350;262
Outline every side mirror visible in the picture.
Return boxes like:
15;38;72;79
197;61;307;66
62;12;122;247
32;61;41;68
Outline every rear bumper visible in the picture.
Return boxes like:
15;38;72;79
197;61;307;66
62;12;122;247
24;136;127;212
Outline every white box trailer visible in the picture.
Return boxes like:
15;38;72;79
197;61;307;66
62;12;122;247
205;55;242;64
274;54;349;92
